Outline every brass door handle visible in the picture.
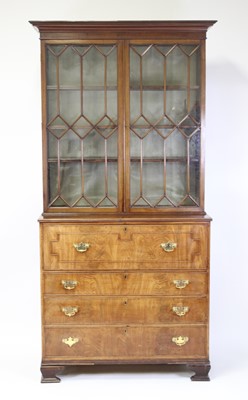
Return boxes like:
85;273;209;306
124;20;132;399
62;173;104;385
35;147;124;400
172;336;189;346
173;279;190;289
62;337;79;347
73;242;90;252
160;242;177;252
172;306;189;317
61;306;79;317
61;280;78;290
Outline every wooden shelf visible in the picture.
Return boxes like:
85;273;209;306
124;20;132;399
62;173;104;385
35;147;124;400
130;85;200;91
130;157;199;163
47;85;117;91
48;157;118;163
46;85;200;91
48;156;199;163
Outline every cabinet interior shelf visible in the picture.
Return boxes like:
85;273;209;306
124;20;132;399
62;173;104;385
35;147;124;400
48;156;199;163
47;85;200;91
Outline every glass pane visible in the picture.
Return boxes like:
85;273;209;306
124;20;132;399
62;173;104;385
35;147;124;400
166;162;187;205
47;90;57;122
108;162;118;204
130;162;141;204
166;90;187;123
142;46;164;86
189;131;200;204
155;45;175;57
130;131;140;158
46;49;56;86
190;131;200;159
83;130;105;158
143;131;164;158
107;132;118;158
107;90;117;123
72;116;93;138
84;162;105;205
166;46;187;86
130;90;141;123
60;130;81;159
143;91;163;123
131;116;152;139
130;48;140;87
129;43;201;209
48;45;66;56
166;130;187;157
107;47;117;86
190;47;200;87
155;115;175;138
48;162;58;203
60;161;82;205
190;89;201;122
83;46;104;87
83;91;105;124
46;44;118;209
59;46;81;86
47;116;69;138
48;133;57;159
143;162;164;205
60;90;81;125
189;160;200;204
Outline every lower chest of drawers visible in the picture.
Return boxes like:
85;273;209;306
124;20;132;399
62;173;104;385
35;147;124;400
40;221;210;373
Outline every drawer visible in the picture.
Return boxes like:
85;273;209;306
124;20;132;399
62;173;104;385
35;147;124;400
43;296;208;324
43;325;208;360
43;271;208;296
42;224;209;270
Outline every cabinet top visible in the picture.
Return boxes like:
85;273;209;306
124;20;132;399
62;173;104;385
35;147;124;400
30;20;216;40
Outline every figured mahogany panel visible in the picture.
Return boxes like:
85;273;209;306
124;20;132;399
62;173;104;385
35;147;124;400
43;295;208;324
43;271;208;296
43;325;208;360
42;224;209;270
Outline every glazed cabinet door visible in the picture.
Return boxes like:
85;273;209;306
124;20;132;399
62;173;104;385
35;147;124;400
127;41;202;211
43;41;124;212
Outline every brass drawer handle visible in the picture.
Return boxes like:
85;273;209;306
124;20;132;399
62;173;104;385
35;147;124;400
73;242;90;253
173;279;190;289
61;306;79;317
160;242;177;252
61;280;78;290
172;306;189;317
62;337;79;347
172;336;189;346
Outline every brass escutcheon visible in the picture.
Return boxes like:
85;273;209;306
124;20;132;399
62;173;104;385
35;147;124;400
73;242;90;253
172;306;189;317
62;337;79;347
172;336;189;346
173;279;190;289
61;306;79;317
160;242;177;252
61;280;78;290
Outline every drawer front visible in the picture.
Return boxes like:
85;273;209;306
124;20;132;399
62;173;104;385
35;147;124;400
44;296;208;324
43;325;208;359
42;224;209;270
43;271;208;296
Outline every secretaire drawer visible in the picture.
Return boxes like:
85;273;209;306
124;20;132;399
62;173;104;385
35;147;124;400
42;224;209;270
43;271;208;296
43;325;208;360
43;296;208;324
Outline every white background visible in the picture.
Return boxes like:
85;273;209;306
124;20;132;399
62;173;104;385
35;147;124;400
1;0;248;398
